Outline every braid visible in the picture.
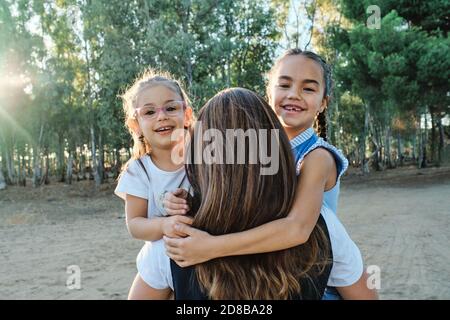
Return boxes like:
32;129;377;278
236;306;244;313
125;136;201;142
315;112;327;141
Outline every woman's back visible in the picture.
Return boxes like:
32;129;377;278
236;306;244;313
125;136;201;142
170;215;332;300
183;88;332;299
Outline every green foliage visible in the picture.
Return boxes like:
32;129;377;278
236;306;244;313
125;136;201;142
381;0;449;32
0;0;282;182
141;0;280;107
1;0;448;182
329;0;449;168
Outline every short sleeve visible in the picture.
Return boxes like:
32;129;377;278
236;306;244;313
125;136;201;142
296;139;349;179
114;159;149;200
137;240;173;290
321;206;364;287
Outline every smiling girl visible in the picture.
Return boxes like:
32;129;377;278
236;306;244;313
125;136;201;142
114;69;194;299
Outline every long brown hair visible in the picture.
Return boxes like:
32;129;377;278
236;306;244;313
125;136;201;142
186;88;330;299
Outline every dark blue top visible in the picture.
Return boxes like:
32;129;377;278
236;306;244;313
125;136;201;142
170;215;333;300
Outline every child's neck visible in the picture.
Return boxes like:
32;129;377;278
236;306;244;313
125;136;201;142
150;149;183;172
285;126;311;140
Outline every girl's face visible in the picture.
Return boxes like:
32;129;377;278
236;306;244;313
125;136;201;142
135;85;192;152
269;55;328;139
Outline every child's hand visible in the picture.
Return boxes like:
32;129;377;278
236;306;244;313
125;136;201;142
162;215;193;238
163;224;216;267
163;188;190;215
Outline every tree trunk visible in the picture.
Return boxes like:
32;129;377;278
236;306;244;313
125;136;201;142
0;143;6;190
420;112;428;168
43;148;50;185
437;117;444;166
21;152;26;185
361;103;370;175
90;126;101;187
385;126;392;168
0;143;7;183
114;148;121;179
376;125;383;171
368;115;382;171
0;169;6;190
83;25;100;188
27;144;32;176
80;151;86;180
97;133;104;183
417;128;423;168
32;123;44;188
74;145;79;181
430;112;437;164
421;132;427;168
416;112;423;168
66;150;73;185
57;134;65;182
17;154;21;186
304;0;317;50
371;126;380;171
5;144;15;184
32;145;41;188
18;154;26;186
0;128;16;184
397;133;403;166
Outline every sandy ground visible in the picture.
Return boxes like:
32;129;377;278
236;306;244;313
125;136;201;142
0;166;449;300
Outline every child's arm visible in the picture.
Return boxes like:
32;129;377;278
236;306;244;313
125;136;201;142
337;271;379;300
125;194;193;241
164;148;336;266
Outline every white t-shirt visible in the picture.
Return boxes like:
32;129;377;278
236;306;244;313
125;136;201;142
320;206;363;287
143;205;363;291
115;155;191;218
114;155;191;286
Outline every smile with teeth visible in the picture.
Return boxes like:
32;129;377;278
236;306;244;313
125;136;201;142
282;105;304;112
155;126;174;132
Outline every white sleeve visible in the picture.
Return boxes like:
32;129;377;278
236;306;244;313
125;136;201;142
321;206;364;287
114;159;149;200
138;240;173;290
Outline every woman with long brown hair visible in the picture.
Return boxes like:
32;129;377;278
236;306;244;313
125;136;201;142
164;50;377;300
144;87;332;299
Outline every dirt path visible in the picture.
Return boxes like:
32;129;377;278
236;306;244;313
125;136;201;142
0;166;449;299
0;182;139;300
339;166;450;299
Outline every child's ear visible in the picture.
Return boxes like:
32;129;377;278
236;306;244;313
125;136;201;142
320;96;329;113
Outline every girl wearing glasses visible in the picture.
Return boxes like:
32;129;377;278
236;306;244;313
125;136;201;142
114;69;194;299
